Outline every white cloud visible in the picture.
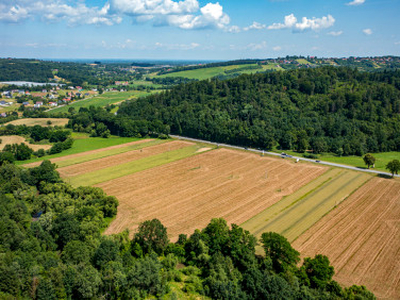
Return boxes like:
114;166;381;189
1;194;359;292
395;41;400;45
346;0;365;6
273;46;281;51
108;0;199;16
227;25;241;33
0;1;119;25
0;0;231;30
243;21;266;31
328;30;343;36
268;14;334;32
163;2;230;29
363;28;372;35
268;13;297;29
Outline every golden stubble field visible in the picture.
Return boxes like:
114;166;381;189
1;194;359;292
0;135;51;151
4;118;69;127
294;178;400;299
97;148;327;239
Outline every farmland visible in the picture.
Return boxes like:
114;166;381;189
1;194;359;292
21;135;400;298
18;134;141;165
155;64;277;80
241;169;371;242
4;117;69;127
293;178;400;299
0;135;52;151
48;90;154;114
96;148;326;238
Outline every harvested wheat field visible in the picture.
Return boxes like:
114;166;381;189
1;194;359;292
98;148;327;240
0;135;51;151
4;118;69;127
58;140;194;178
23;138;156;168
242;169;371;242
293;178;400;299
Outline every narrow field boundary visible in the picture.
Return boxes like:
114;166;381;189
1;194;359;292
66;144;205;187
242;169;371;242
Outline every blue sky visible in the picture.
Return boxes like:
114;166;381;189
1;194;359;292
1;0;399;60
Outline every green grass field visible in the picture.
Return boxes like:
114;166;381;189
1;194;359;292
19;135;141;165
48;90;153;114
242;168;371;242
275;150;400;172
156;64;263;80
296;59;311;65
66;144;200;187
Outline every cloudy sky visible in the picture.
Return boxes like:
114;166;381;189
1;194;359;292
1;0;399;60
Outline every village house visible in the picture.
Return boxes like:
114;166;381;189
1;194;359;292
34;101;43;108
48;102;58;107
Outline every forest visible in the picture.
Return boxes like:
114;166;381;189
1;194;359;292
0;160;375;299
118;67;400;156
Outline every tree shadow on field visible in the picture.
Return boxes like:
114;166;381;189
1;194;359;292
377;173;392;179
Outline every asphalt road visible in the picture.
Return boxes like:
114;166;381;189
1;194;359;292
170;134;399;178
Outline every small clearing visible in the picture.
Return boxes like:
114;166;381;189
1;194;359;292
4;118;69;127
0;135;51;151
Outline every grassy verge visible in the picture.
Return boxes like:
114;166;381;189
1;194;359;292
67;144;201;187
18;136;141;165
273;150;400;172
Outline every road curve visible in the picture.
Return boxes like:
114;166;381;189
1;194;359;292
170;134;399;178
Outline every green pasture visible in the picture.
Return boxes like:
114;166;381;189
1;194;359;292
242;168;371;243
296;59;311;65
67;144;201;187
156;64;264;80
19;135;141;165
48;90;153;114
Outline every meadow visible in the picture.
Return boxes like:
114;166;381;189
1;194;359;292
48;90;153;114
156;64;272;80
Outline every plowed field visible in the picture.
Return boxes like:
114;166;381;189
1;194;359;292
97;148;327;239
293;178;400;299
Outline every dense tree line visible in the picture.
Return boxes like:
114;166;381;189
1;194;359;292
0;161;374;299
119;67;400;155
66;106;170;139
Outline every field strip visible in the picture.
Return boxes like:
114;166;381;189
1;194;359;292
241;168;340;233
58;140;193;177
23;138;156;168
242;169;371;242
66;144;202;187
293;178;400;299
56;139;168;168
96;148;326;239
